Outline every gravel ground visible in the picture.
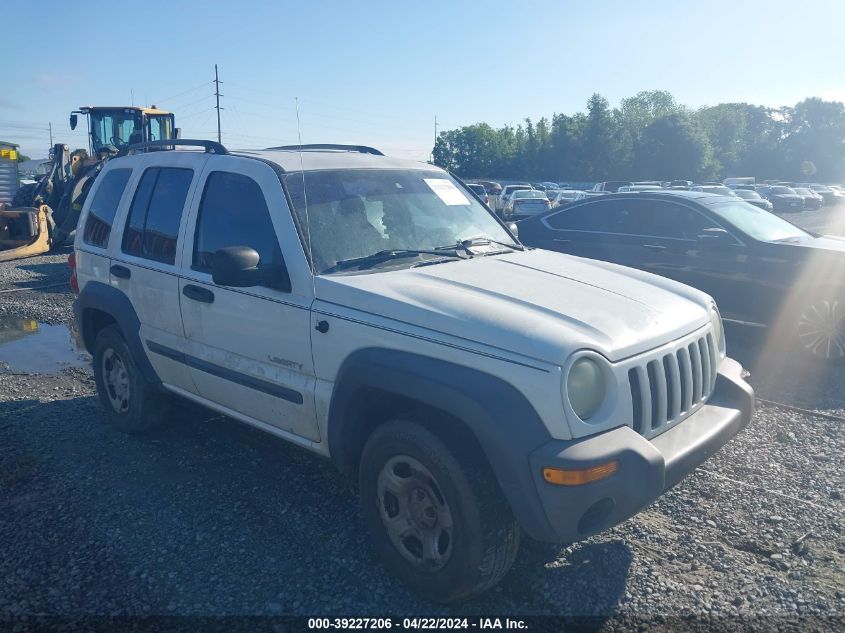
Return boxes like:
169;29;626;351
0;239;843;627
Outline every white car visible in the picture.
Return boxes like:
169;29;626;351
503;189;550;217
495;183;532;213
72;140;753;603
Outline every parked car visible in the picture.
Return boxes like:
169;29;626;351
539;181;559;190
592;181;632;193
731;188;773;211
762;186;805;212
476;180;502;196
691;185;737;197
466;182;490;206
544;188;561;200
574;191;608;201
618;184;664;192
792;187;823;210
504;189;551;218
496;184;533;213
807;184;837;205
70;140;753;602
550;189;583;207
670;180;693;188
518;190;845;361
723;177;755;188
729;184;757;192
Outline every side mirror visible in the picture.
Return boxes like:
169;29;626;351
211;246;291;291
508;222;519;238
174;127;182;139
69;114;78;130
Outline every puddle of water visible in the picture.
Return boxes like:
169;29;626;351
0;317;90;374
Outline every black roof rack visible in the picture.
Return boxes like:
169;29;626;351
128;139;228;154
266;143;384;156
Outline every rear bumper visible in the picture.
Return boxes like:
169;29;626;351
523;356;753;543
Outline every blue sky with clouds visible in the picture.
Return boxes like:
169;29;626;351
2;0;844;159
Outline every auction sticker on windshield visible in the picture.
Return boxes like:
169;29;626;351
424;178;471;206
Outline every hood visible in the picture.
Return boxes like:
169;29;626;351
315;249;710;365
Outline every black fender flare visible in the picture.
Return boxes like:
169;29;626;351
75;281;160;384
328;347;558;541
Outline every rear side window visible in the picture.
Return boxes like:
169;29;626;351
122;167;193;264
193;171;281;273
546;201;627;231
82;169;132;248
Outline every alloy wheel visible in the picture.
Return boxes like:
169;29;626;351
797;299;845;360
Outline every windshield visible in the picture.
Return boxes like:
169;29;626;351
810;185;831;192
513;190;547;199
283;169;518;274
706;200;810;242
770;186;796;195
89;109;143;154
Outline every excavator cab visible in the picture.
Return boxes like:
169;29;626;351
70;106;178;157
0;105;180;261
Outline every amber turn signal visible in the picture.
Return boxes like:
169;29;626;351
543;461;619;486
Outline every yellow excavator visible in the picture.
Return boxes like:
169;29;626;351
0;105;178;261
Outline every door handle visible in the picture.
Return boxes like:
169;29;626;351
183;284;215;303
552;238;571;245
643;244;666;252
110;264;131;279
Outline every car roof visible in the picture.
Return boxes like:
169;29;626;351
231;148;437;173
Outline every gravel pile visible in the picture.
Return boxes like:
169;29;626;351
0;254;842;624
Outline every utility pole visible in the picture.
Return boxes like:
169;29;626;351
214;64;223;143
432;115;438;162
48;122;53;147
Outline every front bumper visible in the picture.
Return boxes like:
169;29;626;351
526;356;753;543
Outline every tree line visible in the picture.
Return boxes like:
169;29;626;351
432;91;845;183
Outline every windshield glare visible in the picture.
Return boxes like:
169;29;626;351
514;190;547;199
707;201;810;242
283;169;518;274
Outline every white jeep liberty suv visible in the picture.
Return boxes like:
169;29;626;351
72;140;754;603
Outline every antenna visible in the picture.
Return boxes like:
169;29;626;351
214;64;224;143
295;97;316;294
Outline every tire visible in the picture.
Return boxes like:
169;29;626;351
12;182;40;208
92;325;167;433
358;418;520;603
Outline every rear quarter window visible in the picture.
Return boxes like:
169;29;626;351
82;169;132;248
122;167;193;265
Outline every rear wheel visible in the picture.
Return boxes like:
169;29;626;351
359;418;520;603
92;325;167;433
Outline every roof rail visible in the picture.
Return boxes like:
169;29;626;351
266;143;384;156
128;139;228;155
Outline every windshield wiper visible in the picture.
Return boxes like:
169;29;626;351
322;249;466;273
449;236;524;253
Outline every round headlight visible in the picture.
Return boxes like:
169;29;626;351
710;304;726;357
566;357;607;420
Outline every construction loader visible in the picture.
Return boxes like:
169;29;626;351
1;106;178;261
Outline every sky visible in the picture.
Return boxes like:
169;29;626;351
2;0;844;160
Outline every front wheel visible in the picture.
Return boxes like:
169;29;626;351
795;298;845;362
358;418;520;603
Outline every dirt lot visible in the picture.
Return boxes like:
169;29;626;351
0;206;843;627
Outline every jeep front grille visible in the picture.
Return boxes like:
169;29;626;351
628;333;718;438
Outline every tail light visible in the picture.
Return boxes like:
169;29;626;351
68;252;79;295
